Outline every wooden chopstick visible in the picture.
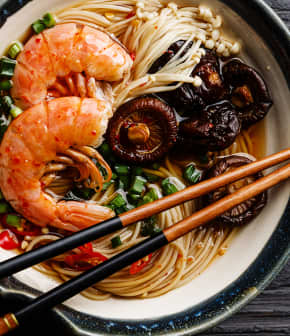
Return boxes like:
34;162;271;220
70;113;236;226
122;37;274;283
0;160;289;335
0;148;289;280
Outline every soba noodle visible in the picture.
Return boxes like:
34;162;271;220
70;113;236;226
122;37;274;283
9;0;263;299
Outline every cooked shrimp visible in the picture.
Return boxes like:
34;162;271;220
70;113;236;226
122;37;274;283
0;97;115;232
11;23;133;109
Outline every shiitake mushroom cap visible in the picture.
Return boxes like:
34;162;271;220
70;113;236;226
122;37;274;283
107;97;178;163
223;59;273;128
203;155;267;226
179;101;241;152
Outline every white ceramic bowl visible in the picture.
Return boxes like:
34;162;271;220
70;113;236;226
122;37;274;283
0;0;289;335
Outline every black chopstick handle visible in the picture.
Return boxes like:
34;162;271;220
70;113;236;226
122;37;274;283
15;232;168;324
0;216;122;279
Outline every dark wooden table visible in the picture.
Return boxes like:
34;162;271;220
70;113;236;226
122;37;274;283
0;1;289;335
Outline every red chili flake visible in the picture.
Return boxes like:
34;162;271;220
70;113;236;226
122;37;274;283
139;82;147;88
5;147;10;153
12;157;20;164
54;136;60;142
209;123;214;129
91;130;97;136
154;26;158;29
7;178;12;185
35;38;41;43
126;11;135;19
130;51;136;61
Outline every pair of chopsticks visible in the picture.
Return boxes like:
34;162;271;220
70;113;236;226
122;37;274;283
0;148;289;335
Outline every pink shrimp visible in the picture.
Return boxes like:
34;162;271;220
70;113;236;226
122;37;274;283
0;97;116;232
11;23;133;109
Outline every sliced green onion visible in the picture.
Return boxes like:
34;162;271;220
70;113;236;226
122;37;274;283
32;19;46;34
138;188;159;206
8;42;23;59
1;96;13;112
109;194;126;208
0;80;13;90
102;180;114;191
161;178;178;195
141;216;161;237
117;175;130;191
43;13;56;28
144;172;160;183
132;166;143;176
5;214;21;228
111;235;122;248
99;142;111;158
0;202;9;214
147;188;159;201
0;57;17;77
183;165;201;185
114;164;130;176
111;172;118;180
130;176;147;195
128;193;141;205
151;162;161;170
10;105;23;118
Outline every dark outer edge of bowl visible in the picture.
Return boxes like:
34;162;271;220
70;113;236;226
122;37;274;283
0;0;289;335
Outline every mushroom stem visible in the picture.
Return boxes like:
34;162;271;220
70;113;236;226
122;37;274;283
128;123;150;145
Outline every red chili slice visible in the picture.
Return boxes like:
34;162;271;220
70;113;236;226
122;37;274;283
129;253;153;275
0;230;20;250
64;245;107;271
1;215;41;237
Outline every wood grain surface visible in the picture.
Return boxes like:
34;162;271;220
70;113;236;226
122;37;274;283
0;1;288;336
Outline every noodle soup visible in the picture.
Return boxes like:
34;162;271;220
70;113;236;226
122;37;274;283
0;0;272;302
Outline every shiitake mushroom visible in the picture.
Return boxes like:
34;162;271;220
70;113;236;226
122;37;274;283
203;155;267;226
179;101;241;152
107;97;178;163
149;41;226;115
223;59;273;128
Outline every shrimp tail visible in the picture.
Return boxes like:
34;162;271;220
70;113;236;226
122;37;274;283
55;201;115;231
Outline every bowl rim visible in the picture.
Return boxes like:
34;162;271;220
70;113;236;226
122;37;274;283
0;0;289;335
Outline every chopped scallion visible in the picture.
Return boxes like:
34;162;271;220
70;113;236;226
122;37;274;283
161;178;178;195
132;166;143;176
117;175;130;190
1;96;13;112
141;216;161;237
183;165;201;185
151;162;161;170
8;42;23;59
128;193;141;205
43;13;56;28
0;202;9;214
114;164;130;176
6;214;21;228
32;20;46;34
0;80;13;91
129;176;147;195
0;57;17;77
111;235;122;248
99;142;111;158
144;172;160;183
109;193;126;208
10;105;23;118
